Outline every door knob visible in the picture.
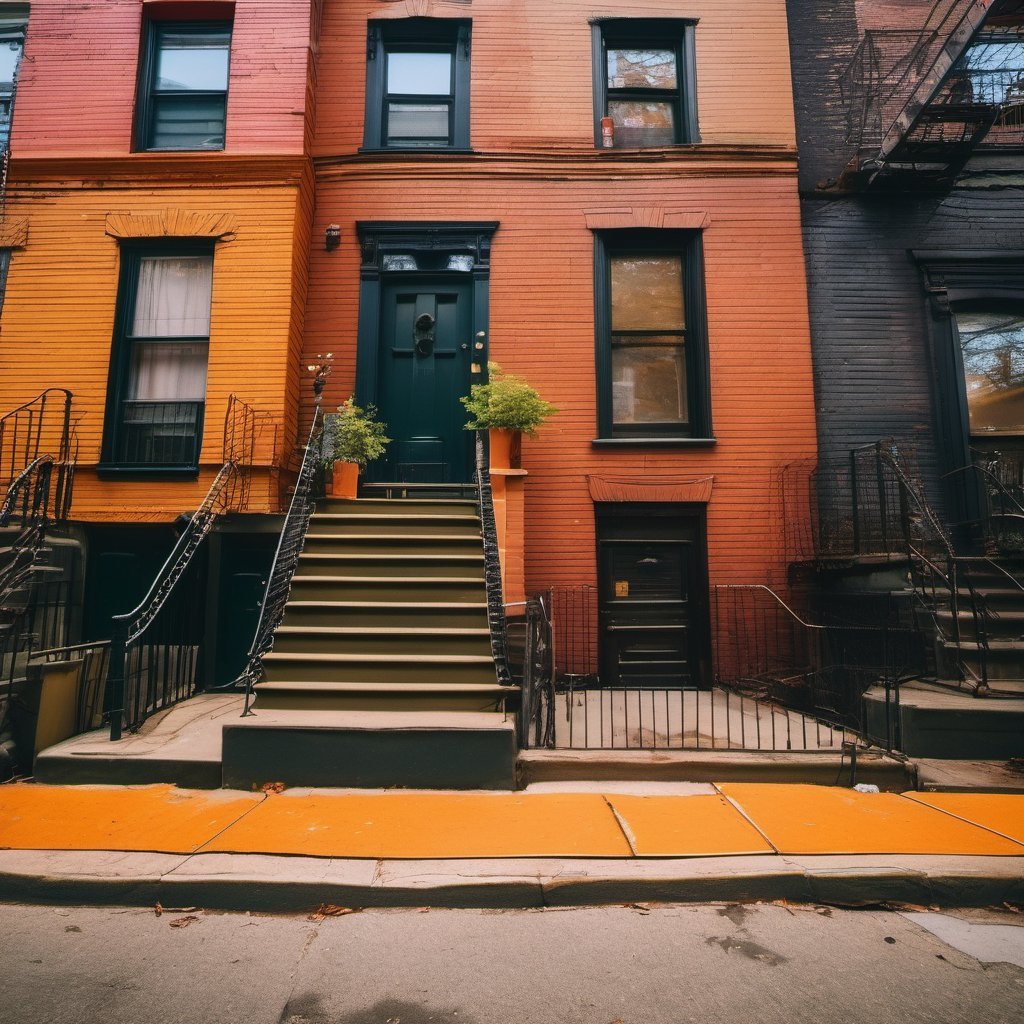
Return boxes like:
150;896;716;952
414;313;436;356
461;343;469;350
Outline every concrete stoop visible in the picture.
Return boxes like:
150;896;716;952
222;710;517;790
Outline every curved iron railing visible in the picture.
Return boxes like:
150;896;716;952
474;431;513;689
0;388;73;493
104;460;241;739
240;406;323;715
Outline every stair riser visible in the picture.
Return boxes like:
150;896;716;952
301;537;482;556
261;658;498;685
295;558;485;580
272;634;494;656
936;614;1024;642
250;691;507;713
281;606;490;629
315;499;477;516
954;650;1024;682
289;579;485;602
307;519;480;538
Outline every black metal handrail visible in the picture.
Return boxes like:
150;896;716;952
104;459;241;738
239;406;323;715
507;594;555;748
474;431;513;689
0;388;73;495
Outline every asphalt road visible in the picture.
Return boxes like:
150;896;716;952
1;901;1023;1024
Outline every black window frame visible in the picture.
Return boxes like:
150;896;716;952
0;7;27;154
593;230;713;446
592;19;699;149
100;240;216;476
362;18;472;152
135;19;233;153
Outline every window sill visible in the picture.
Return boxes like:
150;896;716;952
96;464;201;480
357;147;478;156
594;143;701;154
136;147;225;154
591;437;717;449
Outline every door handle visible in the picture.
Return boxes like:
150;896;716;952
414;313;436;356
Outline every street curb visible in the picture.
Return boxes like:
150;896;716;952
1;852;1022;911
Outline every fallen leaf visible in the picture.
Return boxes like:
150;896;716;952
154;902;163;917
1003;902;1021;914
259;781;286;794
64;926;81;933
169;915;200;929
315;904;359;917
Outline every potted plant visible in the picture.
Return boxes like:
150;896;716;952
460;363;558;468
325;398;391;498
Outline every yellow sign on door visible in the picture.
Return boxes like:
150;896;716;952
615;580;630;597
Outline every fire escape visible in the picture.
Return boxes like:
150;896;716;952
838;0;1024;190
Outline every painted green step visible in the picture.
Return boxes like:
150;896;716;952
288;575;486;603
315;498;478;516
272;625;493;656
301;533;482;557
280;601;490;629
261;651;498;684
295;552;485;579
251;680;514;713
307;514;480;538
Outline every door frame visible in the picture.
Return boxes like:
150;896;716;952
594;501;712;689
354;222;499;420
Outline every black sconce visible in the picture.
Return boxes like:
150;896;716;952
325;224;341;251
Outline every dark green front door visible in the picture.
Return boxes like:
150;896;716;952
368;278;474;483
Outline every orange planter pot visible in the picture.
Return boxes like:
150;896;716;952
489;428;522;470
331;460;359;499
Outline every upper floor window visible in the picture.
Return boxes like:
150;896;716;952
592;20;698;149
363;19;471;151
595;231;712;442
136;21;232;151
0;5;27;152
103;246;214;471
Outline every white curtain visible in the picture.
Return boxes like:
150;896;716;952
132;255;213;337
129;256;212;401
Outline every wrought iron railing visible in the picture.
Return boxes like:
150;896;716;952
0;388;73;497
104;459;241;738
32;641;112;735
239;406;323;714
475;431;514;689
506;594;554;748
113;400;204;467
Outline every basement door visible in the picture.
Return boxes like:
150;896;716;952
367;278;474;484
597;506;709;688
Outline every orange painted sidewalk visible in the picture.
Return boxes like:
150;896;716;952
1;784;1023;860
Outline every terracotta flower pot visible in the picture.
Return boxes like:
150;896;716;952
488;428;522;470
332;460;360;500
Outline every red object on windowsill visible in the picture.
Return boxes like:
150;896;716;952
600;117;615;148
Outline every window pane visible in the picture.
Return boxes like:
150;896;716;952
958;308;1024;433
608;100;676;147
607;48;677;90
132;256;214;337
156;30;230;91
0;38;22;87
612;344;687;424
128;342;209;401
611;255;685;331
149;94;225;148
387;102;449;142
387;51;452;95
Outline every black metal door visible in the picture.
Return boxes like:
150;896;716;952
597;508;706;688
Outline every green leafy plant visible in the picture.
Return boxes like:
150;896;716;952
328;398;391;467
460;363;558;436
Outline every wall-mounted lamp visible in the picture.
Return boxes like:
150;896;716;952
325;224;342;251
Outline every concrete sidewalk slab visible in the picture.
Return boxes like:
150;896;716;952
202;791;634;859
904;792;1024;844
606;794;774;856
0;784;263;854
1;848;1022;911
719;784;1024;856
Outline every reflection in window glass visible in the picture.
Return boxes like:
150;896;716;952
607;49;677;90
612;343;687;424
387;103;449;143
0;37;24;150
611;255;685;331
156;31;230;91
958;307;1024;433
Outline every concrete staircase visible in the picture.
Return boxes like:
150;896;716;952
223;496;517;789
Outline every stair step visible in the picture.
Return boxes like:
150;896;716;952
295;552;485;580
316;498;477;515
307;514;480;538
281;601;490;628
288;575;485;602
262;650;497;684
273;625;493;655
252;680;514;713
301;533;482;556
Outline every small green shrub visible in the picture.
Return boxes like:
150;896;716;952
328;398;391;467
460;363;558;436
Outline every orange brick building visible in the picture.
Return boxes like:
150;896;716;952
305;0;817;685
